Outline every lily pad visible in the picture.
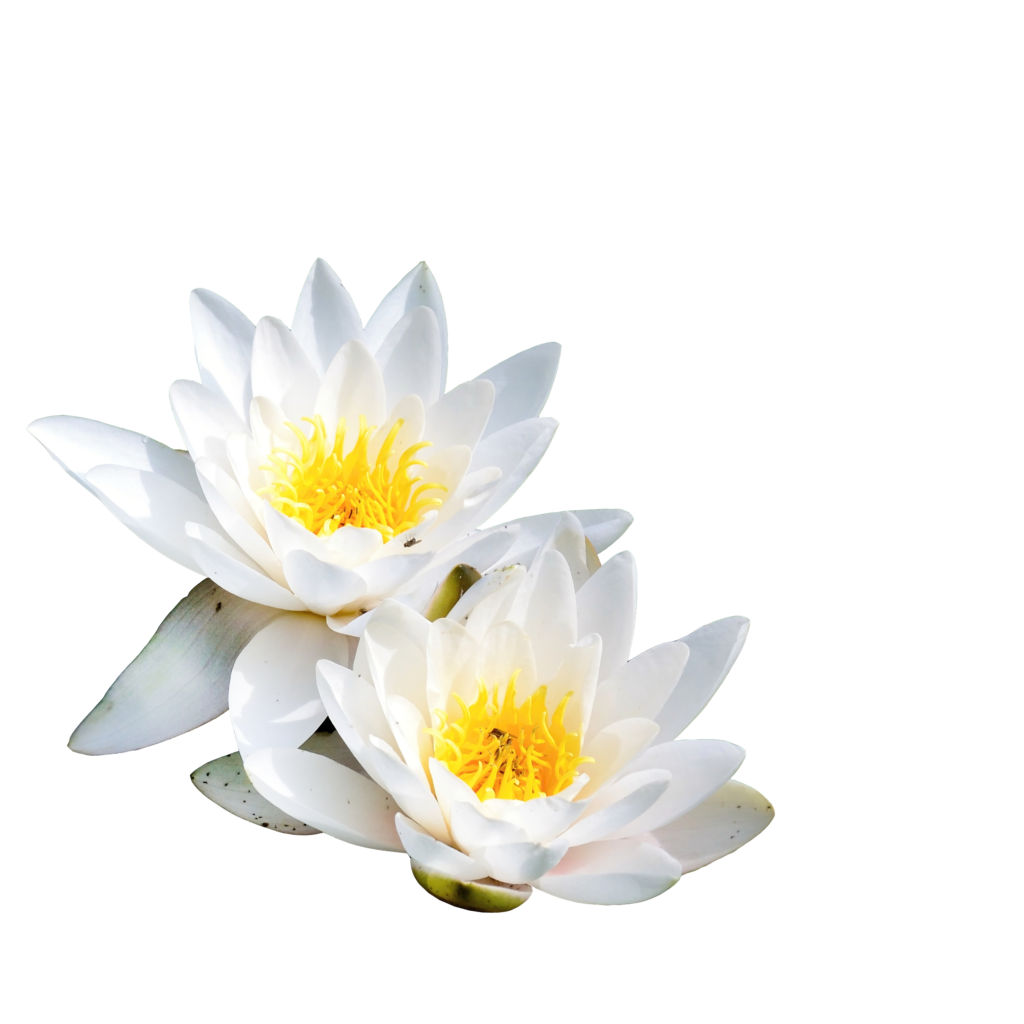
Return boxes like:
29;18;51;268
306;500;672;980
410;862;532;912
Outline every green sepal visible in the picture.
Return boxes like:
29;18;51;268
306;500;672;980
424;564;482;622
411;861;532;912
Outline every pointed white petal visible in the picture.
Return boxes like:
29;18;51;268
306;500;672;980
465;417;558;526
314;338;387;448
589;640;690;739
282;549;367;616
364;262;447;388
578;717;660;797
655;617;751;741
476;342;560;438
376;306;442;412
356;552;433;599
245;747;402;851
186;522;306;610
423;379;495;451
562;770;671;847
291;258;365;376
652;780;774;873
534;836;682;905
476;792;589;844
250;316;320;421
190;288;255;422
507;549;577;682
396;814;483;881
169;380;247;475
496;508;634;566
575;551;637;682
368;736;449;841
229;613;348;754
605;739;746;839
69;580;284;755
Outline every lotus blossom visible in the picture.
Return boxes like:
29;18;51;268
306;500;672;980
30;260;631;756
238;513;773;909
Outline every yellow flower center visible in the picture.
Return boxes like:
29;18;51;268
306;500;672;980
427;673;593;802
258;414;445;541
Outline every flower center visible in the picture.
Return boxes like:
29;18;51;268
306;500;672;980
427;673;593;802
258;414;445;541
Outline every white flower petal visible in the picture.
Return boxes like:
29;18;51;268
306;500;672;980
376;306;443;412
428;758;480;831
363;616;431;723
194;459;285;585
319;525;384;567
314;338;387;449
471;836;569;886
364;262;447;388
412;528;519;606
475;342;560;439
478;620;539;698
651;780;774;873
604;739;747;839
190;288;256;423
291;258;365;376
250;316;320;421
496;508;634;565
316;660;393;789
229;613;348;754
476;791;589;844
282;549;367;616
575;551;637;682
186;521;306;610
548;633;602;741
561;769;671;847
366;393;425;467
386;694;432;782
86;464;221;573
426;619;481;719
423;379;495;451
68;579;284;755
463;566;527;641
395;814;483;881
528;511;590;589
654;616;751;741
507;549;577;682
446;563;523;626
245;747;401;851
578;717;660;798
462;417;558;528
588;640;691;739
368;736;449;841
449;795;529;850
356;552;433;599
169;380;246;475
534;836;682;905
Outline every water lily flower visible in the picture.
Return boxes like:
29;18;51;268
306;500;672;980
238;513;773;909
30;260;632;756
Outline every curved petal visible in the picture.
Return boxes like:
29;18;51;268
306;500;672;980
245;747;402;851
506;549;577;682
471;837;569;886
534;836;682;905
605;739;747;839
186;522;306;610
462;417;558;530
396;813;483;881
69;579;285;755
356;552;433;598
578;717;660;798
423;379;495;451
654;617;751;741
250;316;320;421
496;508;634;564
190;288;255;422
314;338;387;448
169;380;246;475
291;257;365;376
364;262;447;389
476;792;589;844
575;551;637;683
651;780;774;873
229;613;349;754
560;769;671;847
86;464;222;572
368;736;449;842
282;549;367;616
375;306;442;413
476;342;560;438
588;640;690;739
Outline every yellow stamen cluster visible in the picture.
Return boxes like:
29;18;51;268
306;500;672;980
258;414;445;541
427;673;593;802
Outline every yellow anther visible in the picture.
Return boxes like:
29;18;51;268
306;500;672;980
257;414;446;541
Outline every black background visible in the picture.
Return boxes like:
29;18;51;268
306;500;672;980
22;232;774;937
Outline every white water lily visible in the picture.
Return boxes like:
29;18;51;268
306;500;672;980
239;513;773;908
30;259;632;755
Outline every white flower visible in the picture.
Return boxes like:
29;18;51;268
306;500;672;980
30;260;632;755
238;513;773;909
